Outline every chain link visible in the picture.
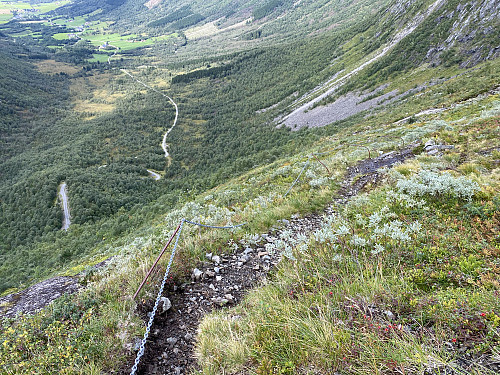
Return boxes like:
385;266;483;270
284;158;311;198
130;219;185;375
130;218;245;374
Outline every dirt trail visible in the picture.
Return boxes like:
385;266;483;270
120;69;178;158
121;145;419;375
147;170;161;180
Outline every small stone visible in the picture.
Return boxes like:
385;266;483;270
225;294;234;303
160;297;171;314
243;247;253;255
209;283;217;291
216;276;222;281
212;255;221;264
192;268;203;281
240;255;250;263
167;337;178;345
262;255;271;261
133;338;142;351
206;253;213;260
214;267;220;273
205;270;215;277
282;219;290;225
212;297;228;306
258;251;269;257
232;315;242;320
424;139;435;149
427;149;440;156
161;351;168;359
253;264;260;270
237;262;243;266
384;310;395;320
184;333;193;341
175;366;182;375
437;144;454;150
173;347;180;355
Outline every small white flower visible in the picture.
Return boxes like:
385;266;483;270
336;225;350;236
371;243;385;255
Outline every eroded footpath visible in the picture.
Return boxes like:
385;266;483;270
122;145;419;375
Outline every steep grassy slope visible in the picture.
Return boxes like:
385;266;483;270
0;0;499;373
1;69;498;374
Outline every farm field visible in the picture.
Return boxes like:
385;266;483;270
0;0;70;23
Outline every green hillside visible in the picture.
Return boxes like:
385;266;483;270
0;0;499;374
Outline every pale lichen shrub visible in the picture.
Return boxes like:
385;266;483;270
402;119;452;142
396;170;481;201
480;100;500;118
271;165;292;178
309;176;330;187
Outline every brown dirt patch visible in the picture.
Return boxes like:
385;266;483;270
35;60;81;75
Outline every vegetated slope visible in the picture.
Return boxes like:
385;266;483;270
56;0;390;42
0;0;389;293
0;2;500;374
1;72;498;374
278;0;500;130
333;0;500;97
0;0;497;297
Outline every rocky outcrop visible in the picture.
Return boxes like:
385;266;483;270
0;258;112;319
0;277;82;319
428;0;500;67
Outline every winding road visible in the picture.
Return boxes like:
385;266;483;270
58;182;71;231
147;169;161;180
120;69;178;158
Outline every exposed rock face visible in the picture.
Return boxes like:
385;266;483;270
0;276;82;318
0;258;112;319
428;0;500;67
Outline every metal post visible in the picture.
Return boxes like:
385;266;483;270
133;220;183;300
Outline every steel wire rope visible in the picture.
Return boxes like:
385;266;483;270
283;157;311;198
130;219;185;375
130;219;245;374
